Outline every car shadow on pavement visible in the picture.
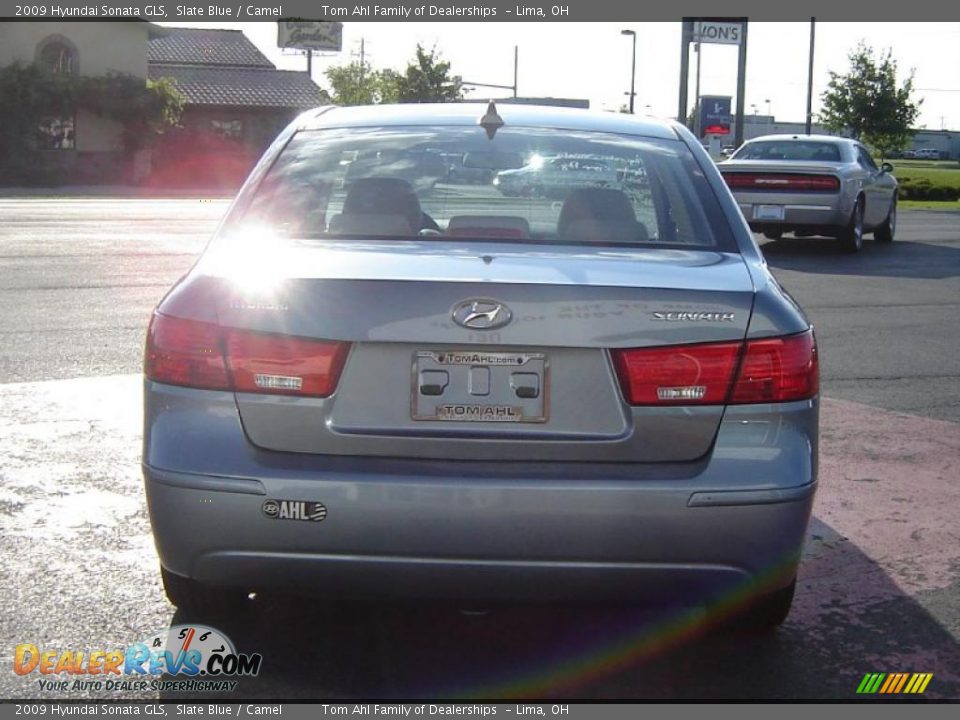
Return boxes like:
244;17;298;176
758;238;960;280
162;515;960;701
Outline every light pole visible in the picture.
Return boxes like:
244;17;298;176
765;99;771;117
621;29;637;114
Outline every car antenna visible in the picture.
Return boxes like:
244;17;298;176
479;100;504;140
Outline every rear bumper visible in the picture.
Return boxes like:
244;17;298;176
145;471;814;602
734;192;849;231
143;383;818;603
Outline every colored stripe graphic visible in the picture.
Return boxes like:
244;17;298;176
857;672;932;694
893;673;909;693
879;674;896;693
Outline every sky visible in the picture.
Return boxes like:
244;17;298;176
157;22;960;131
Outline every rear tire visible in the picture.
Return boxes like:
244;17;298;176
161;567;249;615
731;578;797;631
875;197;897;243
839;197;865;253
763;229;783;241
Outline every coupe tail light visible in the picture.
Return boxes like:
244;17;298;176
612;330;818;406
722;173;841;192
145;313;348;397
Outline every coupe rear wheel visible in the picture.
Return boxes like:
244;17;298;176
840;197;865;253
875;197;897;243
763;229;783;241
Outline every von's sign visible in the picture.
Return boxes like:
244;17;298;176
694;21;744;45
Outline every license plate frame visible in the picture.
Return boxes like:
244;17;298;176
753;204;786;221
411;350;549;423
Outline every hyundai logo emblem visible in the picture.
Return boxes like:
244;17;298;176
451;299;513;330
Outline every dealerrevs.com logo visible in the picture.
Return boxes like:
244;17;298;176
14;625;262;693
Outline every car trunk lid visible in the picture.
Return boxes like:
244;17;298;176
198;239;756;462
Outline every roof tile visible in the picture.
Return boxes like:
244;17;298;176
149;65;327;109
148;27;274;67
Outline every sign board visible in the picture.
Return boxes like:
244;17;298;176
694;20;744;45
700;95;732;136
277;21;343;52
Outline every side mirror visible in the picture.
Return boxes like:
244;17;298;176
881;162;894;174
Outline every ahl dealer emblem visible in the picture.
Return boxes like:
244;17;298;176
452;299;512;330
262;499;327;522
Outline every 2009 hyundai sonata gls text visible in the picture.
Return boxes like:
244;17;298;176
143;103;818;627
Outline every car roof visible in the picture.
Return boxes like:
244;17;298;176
297;103;680;141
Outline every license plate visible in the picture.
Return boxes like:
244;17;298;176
412;350;548;423
754;204;785;221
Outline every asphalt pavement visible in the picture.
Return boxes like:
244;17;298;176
0;198;958;700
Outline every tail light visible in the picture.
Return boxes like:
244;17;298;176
730;331;819;403
145;315;230;391
612;330;818;406
612;342;742;405
224;330;348;397
145;313;348;398
722;173;841;192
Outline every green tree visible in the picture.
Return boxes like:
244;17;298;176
325;60;398;106
819;42;921;158
395;44;463;103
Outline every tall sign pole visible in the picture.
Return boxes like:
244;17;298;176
678;19;694;125
734;20;748;148
805;18;816;135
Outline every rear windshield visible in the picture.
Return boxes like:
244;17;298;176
733;140;842;162
237;125;734;250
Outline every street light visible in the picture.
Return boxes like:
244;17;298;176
621;29;637;114
765;99;772;117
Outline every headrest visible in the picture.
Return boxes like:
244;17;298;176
557;187;648;243
342;177;422;233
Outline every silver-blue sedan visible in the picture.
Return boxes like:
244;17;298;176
720;134;898;252
143;104;819;628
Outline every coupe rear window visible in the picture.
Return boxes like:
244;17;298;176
733;141;842;162
237;125;735;250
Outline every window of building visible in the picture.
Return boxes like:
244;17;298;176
210;120;244;141
34;36;78;149
36;36;78;75
37;116;76;150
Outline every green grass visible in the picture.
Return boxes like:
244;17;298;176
890;163;960;183
899;199;960;211
886;159;959;171
888;162;960;202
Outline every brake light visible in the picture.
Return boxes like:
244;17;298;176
731;330;818;404
612;330;818;406
612;342;742;405
722;173;840;192
145;313;348;397
224;330;348;397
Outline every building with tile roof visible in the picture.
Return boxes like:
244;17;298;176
147;27;328;188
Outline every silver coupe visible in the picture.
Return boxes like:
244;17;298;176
720;134;898;252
